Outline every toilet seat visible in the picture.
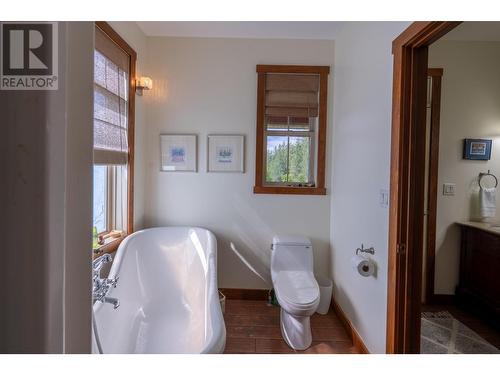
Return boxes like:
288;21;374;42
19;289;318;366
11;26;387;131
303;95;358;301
274;271;319;315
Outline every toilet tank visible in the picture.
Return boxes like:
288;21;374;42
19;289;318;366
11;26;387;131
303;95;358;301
271;236;313;282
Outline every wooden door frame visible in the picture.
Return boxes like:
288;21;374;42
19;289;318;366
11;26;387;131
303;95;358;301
424;68;443;304
386;22;461;354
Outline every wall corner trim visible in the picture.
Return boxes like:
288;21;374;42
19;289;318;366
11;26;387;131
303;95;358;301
331;298;370;354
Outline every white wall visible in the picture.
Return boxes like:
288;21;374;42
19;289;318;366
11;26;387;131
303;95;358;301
0;46;52;353
429;40;500;295
62;22;94;353
143;37;334;289
330;22;410;353
109;22;149;231
0;22;94;353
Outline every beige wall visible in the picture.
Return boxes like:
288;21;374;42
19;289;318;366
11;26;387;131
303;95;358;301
143;36;334;289
429;40;500;295
330;21;411;353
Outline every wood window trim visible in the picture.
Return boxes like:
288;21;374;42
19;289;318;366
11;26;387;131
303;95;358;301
387;22;461;354
94;21;136;254
253;64;329;195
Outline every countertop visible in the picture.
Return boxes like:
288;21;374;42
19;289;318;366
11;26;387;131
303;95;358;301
457;221;500;236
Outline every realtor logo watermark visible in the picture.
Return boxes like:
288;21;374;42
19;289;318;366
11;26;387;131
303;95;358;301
1;22;58;90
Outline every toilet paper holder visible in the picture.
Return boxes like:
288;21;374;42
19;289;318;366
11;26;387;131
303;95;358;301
356;244;375;256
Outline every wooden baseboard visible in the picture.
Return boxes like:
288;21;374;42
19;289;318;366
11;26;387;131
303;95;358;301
219;288;269;301
331;298;370;354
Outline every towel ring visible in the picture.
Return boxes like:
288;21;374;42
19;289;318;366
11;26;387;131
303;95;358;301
479;170;498;189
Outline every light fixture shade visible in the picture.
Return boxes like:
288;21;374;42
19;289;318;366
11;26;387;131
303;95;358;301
137;76;153;90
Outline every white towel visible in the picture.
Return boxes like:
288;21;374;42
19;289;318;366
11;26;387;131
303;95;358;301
479;187;497;218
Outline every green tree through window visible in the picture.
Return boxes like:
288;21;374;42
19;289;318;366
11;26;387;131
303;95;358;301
266;137;310;183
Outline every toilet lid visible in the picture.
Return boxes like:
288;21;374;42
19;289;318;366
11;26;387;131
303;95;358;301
274;271;319;306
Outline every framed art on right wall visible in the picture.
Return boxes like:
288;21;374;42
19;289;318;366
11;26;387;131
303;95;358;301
207;135;245;173
463;138;492;160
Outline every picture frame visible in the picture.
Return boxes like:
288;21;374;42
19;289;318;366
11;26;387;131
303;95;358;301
207;135;245;173
160;134;197;172
463;138;492;160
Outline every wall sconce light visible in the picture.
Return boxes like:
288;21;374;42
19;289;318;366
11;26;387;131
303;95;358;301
136;76;152;96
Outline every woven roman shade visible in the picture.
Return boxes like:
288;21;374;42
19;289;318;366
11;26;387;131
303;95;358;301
95;27;129;72
265;73;320;118
93;26;130;165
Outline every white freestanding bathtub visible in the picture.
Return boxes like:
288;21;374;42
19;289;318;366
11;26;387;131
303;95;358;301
92;227;226;354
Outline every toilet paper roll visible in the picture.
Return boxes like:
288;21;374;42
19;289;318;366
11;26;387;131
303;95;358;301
351;255;375;277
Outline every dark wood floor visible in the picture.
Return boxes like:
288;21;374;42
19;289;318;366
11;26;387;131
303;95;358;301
422;303;500;349
223;299;359;354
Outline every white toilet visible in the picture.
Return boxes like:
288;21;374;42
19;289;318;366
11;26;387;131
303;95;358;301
271;236;320;350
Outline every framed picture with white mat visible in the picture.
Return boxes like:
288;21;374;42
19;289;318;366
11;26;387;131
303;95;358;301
207;135;245;173
160;134;197;172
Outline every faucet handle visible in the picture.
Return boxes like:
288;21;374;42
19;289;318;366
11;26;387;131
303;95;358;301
92;254;112;278
93;254;112;269
106;276;119;288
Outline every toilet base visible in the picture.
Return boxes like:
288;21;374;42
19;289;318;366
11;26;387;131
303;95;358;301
279;308;312;350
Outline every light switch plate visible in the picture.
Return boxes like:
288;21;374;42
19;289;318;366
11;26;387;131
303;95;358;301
380;189;389;207
443;183;456;196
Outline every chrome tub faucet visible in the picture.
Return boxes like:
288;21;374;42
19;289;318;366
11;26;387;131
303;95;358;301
92;254;120;309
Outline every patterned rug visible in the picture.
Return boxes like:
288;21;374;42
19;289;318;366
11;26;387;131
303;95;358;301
421;311;499;354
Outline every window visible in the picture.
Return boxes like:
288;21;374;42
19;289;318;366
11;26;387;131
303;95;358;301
93;165;107;234
92;22;136;254
254;65;330;195
265;116;316;185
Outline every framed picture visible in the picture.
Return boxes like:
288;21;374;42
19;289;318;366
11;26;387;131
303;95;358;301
463;138;492;160
207;135;245;173
160;134;197;171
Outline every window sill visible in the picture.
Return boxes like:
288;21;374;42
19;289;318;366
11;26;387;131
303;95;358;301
92;235;126;260
253;186;326;195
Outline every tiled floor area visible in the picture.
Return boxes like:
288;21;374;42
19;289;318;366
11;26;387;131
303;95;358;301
223;299;360;354
422;303;500;350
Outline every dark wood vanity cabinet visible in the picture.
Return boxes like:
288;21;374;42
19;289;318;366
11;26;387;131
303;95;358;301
456;224;500;327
